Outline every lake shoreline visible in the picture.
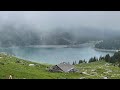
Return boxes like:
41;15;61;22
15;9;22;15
0;45;115;64
94;47;120;52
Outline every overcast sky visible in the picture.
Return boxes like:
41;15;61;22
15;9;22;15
0;11;120;31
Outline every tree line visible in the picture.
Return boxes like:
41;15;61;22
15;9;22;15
72;51;120;67
95;39;120;50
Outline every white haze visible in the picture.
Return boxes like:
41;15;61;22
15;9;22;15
0;11;120;31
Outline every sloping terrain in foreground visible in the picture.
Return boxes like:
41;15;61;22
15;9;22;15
0;53;120;79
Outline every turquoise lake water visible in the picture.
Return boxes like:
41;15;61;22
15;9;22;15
0;45;114;64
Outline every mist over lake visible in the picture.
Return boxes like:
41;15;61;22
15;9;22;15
0;11;120;64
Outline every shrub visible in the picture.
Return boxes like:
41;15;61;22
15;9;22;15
0;62;4;65
16;60;21;63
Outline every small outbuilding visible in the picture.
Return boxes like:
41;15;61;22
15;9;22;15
49;62;76;73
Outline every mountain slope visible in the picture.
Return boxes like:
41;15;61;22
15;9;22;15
0;53;120;79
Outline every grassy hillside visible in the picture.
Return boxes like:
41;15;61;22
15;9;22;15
76;61;120;79
0;53;120;79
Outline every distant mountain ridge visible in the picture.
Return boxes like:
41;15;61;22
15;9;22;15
0;24;120;47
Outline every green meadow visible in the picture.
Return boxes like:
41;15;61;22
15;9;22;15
0;53;120;79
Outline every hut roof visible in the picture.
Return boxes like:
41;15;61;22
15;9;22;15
56;62;74;72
